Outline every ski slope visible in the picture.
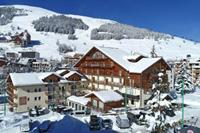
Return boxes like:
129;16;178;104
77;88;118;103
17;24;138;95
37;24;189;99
0;5;199;60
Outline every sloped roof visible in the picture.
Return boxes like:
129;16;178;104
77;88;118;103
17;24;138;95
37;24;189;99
76;46;164;73
63;70;82;79
67;95;90;106
9;72;62;86
56;69;68;75
86;90;123;103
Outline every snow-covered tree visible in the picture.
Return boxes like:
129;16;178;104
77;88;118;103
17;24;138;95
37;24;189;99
146;72;174;132
175;60;194;93
150;45;158;58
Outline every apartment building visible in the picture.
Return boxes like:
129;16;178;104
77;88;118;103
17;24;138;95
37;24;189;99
7;72;69;112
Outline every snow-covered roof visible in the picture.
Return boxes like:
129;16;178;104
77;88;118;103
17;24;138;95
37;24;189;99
9;72;62;86
56;69;68;75
85;46;162;73
63;70;82;79
67;95;90;106
86;90;123;103
9;73;44;86
17;58;30;65
124;53;143;61
38;72;62;80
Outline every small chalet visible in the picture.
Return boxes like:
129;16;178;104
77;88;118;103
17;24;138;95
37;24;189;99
85;90;123;112
12;30;31;47
67;95;90;112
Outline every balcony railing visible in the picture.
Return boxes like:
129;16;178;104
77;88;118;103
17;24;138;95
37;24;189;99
93;80;123;87
8;98;18;107
82;64;114;69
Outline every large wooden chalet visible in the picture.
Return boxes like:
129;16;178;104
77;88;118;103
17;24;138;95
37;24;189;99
74;46;171;107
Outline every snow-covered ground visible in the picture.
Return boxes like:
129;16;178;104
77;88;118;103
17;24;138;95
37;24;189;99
0;5;200;60
1;90;200;133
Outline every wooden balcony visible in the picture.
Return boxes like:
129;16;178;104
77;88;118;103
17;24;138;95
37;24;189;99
94;80;123;87
82;64;114;69
85;57;107;61
8;98;18;107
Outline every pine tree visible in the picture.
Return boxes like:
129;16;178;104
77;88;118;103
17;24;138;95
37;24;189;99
175;60;194;93
147;72;173;132
150;45;158;58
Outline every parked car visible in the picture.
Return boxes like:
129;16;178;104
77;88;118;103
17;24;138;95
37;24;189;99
62;107;73;115
116;115;130;129
127;112;140;124
56;105;66;113
89;115;101;130
102;119;113;129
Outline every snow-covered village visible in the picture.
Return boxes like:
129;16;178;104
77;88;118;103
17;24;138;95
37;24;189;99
0;1;200;133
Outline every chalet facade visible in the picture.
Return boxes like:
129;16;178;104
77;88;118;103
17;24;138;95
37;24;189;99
74;46;171;108
12;30;31;47
56;69;89;96
85;90;123;112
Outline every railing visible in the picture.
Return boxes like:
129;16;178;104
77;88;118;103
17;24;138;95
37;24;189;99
93;80;123;87
8;98;18;107
82;64;114;69
85;57;107;61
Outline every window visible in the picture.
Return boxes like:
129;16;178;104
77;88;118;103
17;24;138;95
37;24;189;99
82;106;85;110
105;78;108;85
38;96;41;100
92;77;95;82
92;51;106;59
39;88;41;92
119;78;122;83
27;97;29;101
19;96;27;105
69;102;71;106
79;105;81;110
72;103;74;108
92;100;97;107
34;88;37;92
27;90;30;93
131;99;134;105
62;86;65;91
99;101;104;109
119;71;122;76
35;97;37;101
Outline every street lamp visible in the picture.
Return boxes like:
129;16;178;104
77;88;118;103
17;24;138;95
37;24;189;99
125;76;130;113
181;79;184;128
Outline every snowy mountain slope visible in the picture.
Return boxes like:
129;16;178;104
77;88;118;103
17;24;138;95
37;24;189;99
0;5;200;60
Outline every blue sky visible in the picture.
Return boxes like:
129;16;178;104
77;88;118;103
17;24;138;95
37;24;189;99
1;0;200;41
